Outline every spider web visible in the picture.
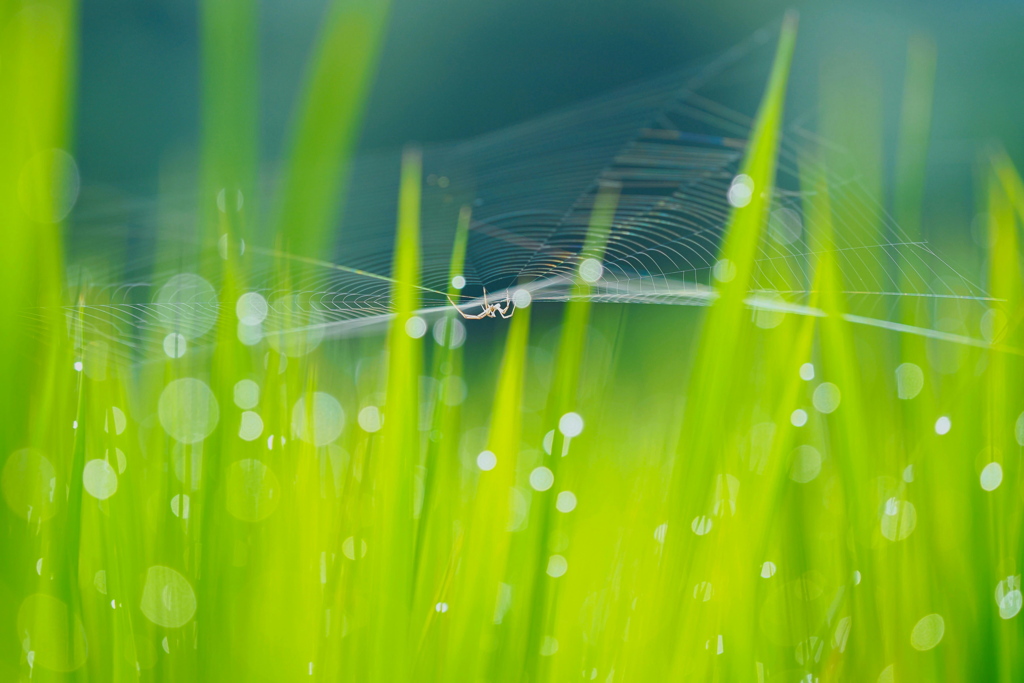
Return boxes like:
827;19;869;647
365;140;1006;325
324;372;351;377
59;21;994;361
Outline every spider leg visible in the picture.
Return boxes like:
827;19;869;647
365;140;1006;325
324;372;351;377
447;295;475;320
482;287;489;309
494;291;515;319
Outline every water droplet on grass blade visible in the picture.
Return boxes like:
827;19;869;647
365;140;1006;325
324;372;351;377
233;379;259;409
236;292;268;326
512;288;532;308
432;317;466;348
156;273;218;340
292;393;344;446
713;258;736;283
342;536;368;560
171;494;190;519
910;613;944;651
239;412;264;441
358;405;382;433
476;450;496;471
727;174;754;208
691;516;713;535
405;316;427;339
163;333;186;358
996;577;1022;619
799;363;814;381
104;406;127;435
559;412;583;438
896;363;924;399
83;459;118;499
140;566;196;628
579;258;603;283
789;445;821;483
812;382;840;413
546;554;567;577
881;500;918;541
980;462;1003;491
159;378;219;444
530;467;554;491
539;636;559;656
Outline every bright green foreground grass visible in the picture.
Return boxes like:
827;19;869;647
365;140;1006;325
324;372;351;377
1;4;1023;682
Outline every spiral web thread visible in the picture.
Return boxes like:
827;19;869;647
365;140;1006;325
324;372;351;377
58;23;993;360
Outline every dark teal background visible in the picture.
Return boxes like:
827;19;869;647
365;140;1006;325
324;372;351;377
74;0;1024;244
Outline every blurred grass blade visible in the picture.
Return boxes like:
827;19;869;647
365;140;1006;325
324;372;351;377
895;34;936;335
517;181;619;679
201;0;258;247
654;13;796;677
270;0;392;257
367;147;423;681
415;205;472;584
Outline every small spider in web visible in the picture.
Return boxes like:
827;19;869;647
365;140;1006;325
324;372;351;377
447;288;516;320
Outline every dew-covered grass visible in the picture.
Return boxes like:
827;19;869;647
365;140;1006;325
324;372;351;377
2;4;1023;683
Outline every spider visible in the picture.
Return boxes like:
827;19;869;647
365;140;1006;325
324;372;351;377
447;288;516;319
